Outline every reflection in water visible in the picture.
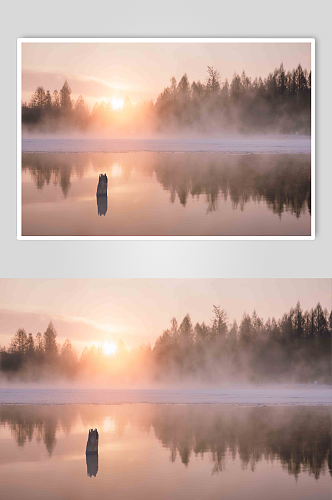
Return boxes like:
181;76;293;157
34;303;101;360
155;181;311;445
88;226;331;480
86;453;98;477
97;194;107;216
96;173;108;216
86;428;99;477
22;152;311;236
0;404;330;480
22;152;311;218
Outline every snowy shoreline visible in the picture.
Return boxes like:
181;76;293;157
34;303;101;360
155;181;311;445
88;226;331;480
0;387;330;406
22;137;311;155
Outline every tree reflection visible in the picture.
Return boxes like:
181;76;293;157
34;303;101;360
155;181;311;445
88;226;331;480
1;405;59;455
22;152;311;218
0;404;329;479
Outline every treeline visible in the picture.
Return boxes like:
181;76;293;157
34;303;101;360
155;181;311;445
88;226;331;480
154;64;311;134
0;302;330;384
0;323;78;379
152;302;331;384
22;80;152;133
22;63;311;134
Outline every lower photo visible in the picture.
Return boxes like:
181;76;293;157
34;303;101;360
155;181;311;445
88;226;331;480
0;278;331;499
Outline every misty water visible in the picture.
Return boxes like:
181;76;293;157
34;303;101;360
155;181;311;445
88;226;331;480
21;139;311;236
0;402;330;500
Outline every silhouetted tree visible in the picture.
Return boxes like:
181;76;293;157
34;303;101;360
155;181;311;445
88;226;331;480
59;80;72;111
211;306;228;341
22;63;311;134
1;301;330;383
30;87;47;108
9;329;28;354
206;66;221;95
26;333;35;357
43;322;58;358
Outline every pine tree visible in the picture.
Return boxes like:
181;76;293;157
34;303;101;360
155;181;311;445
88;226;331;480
206;66;221;95
30;86;47;108
43;322;58;357
60;80;72;111
211;306;228;341
9;329;28;354
26;333;35;357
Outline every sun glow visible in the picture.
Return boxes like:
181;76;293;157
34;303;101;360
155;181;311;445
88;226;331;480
111;163;122;178
102;341;117;356
111;97;124;110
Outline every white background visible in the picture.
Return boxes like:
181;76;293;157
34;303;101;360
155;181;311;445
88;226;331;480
0;0;331;279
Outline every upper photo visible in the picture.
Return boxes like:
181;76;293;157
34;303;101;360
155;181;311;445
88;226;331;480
18;39;314;239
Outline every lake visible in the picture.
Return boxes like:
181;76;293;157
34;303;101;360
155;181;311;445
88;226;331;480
21;138;311;237
0;402;330;500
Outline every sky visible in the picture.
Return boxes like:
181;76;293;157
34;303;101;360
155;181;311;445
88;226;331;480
0;279;329;353
21;42;311;108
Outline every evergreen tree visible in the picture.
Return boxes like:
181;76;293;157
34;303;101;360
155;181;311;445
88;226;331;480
206;66;221;95
211;306;228;341
60;80;72;111
178;314;194;346
43;322;58;357
52;90;61;110
45;90;52;111
35;332;44;355
9;329;28;354
26;333;35;357
30;86;47;108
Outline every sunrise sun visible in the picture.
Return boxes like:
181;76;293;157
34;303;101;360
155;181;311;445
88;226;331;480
111;97;124;110
102;341;117;356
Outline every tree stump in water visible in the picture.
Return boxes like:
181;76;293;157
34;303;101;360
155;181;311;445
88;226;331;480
86;428;99;455
96;174;108;196
86;428;99;477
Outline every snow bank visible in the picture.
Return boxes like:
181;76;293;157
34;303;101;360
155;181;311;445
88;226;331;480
22;137;311;154
0;386;330;406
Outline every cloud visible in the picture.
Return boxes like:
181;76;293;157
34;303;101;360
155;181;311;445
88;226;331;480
22;69;116;97
21;69;151;107
0;306;152;353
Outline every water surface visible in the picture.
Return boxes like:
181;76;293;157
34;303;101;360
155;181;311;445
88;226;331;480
22;149;311;236
0;404;330;499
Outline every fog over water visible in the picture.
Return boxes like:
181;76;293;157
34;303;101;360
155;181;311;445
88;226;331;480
22;60;311;137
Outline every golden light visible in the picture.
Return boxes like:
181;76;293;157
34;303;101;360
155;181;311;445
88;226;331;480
111;97;124;110
102;341;117;356
103;416;115;433
111;163;122;178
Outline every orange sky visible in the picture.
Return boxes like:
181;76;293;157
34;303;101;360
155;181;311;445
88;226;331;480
21;42;311;108
0;279;329;353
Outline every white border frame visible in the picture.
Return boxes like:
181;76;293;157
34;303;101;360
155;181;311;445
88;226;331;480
17;38;315;240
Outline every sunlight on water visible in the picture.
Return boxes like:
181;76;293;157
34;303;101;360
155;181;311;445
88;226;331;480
111;162;122;177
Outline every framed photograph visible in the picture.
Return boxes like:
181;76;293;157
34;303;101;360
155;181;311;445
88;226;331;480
17;38;315;239
0;278;330;498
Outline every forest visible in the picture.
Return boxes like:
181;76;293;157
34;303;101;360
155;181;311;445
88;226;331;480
0;301;330;384
22;63;311;134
